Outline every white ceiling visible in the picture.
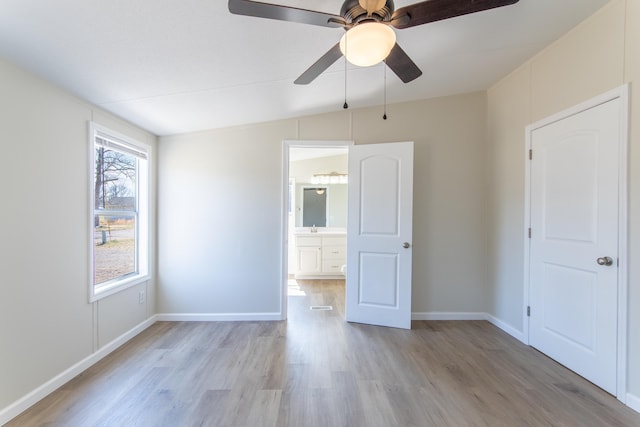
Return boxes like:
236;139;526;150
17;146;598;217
0;0;610;136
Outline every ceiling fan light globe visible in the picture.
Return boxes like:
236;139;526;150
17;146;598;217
339;22;396;67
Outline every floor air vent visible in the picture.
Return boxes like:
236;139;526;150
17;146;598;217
310;305;333;311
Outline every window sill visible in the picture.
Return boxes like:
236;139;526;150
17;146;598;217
89;273;150;303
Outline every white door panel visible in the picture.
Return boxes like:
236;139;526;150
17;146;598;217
359;155;400;235
529;99;620;394
541;264;596;349
541;134;598;242
359;252;399;307
346;142;413;329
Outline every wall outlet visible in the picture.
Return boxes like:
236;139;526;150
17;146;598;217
138;290;146;304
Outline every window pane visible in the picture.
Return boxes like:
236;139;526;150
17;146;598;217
94;146;137;211
94;214;136;285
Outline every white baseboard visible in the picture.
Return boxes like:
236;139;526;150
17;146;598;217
412;312;487;321
627;393;640;414
485;314;527;344
155;312;282;322
0;316;156;426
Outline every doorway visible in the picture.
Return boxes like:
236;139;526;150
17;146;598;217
524;85;629;400
282;140;415;330
282;141;352;320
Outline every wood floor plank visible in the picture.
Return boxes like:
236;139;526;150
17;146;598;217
187;389;231;426
329;371;367;426
244;389;282;427
6;279;640;426
357;380;400;427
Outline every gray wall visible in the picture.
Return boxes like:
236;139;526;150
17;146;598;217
158;92;489;316
0;58;157;411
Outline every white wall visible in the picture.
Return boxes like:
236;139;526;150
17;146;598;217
158;92;489;316
0;59;157;414
487;0;640;403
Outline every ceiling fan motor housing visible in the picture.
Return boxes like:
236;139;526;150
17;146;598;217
341;0;395;25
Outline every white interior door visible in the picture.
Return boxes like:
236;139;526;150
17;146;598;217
346;141;413;329
529;98;621;394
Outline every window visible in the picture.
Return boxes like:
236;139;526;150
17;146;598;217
89;122;150;301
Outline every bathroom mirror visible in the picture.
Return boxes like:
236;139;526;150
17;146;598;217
294;183;347;228
302;187;327;227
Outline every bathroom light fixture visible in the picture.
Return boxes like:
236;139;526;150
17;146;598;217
315;188;326;195
311;172;348;185
339;22;396;67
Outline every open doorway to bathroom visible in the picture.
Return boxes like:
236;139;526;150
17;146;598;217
283;141;352;321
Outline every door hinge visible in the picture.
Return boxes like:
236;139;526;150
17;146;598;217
527;306;531;317
528;228;531;238
529;149;532;160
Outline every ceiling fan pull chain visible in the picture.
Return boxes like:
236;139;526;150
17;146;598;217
343;35;349;109
383;61;387;120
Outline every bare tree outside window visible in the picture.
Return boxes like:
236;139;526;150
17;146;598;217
93;144;138;285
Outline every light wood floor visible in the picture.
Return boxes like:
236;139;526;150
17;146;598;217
8;279;640;426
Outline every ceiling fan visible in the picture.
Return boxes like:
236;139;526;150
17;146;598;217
228;0;520;84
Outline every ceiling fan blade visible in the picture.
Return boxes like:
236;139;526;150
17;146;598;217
294;43;343;85
385;43;422;83
229;0;344;28
391;0;519;29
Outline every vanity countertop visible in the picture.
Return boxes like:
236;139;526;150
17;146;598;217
294;228;346;237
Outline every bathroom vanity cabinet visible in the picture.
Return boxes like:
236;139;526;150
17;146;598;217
294;234;346;279
295;236;322;274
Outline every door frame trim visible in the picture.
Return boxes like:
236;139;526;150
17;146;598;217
280;140;354;320
523;84;629;401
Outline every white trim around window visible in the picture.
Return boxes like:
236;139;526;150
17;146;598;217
88;122;150;302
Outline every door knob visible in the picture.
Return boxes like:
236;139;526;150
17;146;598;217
403;242;410;249
597;256;614;266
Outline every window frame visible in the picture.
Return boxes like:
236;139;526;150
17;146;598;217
88;122;150;302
